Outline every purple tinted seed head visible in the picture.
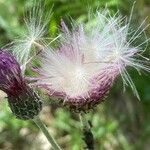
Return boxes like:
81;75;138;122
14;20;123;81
35;11;150;111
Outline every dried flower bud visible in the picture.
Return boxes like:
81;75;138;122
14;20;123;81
0;51;42;119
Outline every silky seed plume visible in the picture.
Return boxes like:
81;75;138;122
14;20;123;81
11;1;52;73
35;10;150;111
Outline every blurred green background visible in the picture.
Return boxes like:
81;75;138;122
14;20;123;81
0;0;150;150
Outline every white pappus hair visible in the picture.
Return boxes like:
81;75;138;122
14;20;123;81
11;0;52;73
36;9;150;106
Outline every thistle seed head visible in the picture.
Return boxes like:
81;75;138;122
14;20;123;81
35;11;150;111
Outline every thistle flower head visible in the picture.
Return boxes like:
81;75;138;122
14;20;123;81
36;11;150;111
0;50;42;119
0;50;24;95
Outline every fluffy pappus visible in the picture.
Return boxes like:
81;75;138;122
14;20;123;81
35;10;150;111
11;0;52;73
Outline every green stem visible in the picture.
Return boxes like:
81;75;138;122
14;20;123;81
79;113;95;150
33;116;62;150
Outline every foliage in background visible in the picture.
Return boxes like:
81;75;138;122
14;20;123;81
0;0;150;150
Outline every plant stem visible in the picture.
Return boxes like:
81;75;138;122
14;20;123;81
33;116;62;150
79;113;95;150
